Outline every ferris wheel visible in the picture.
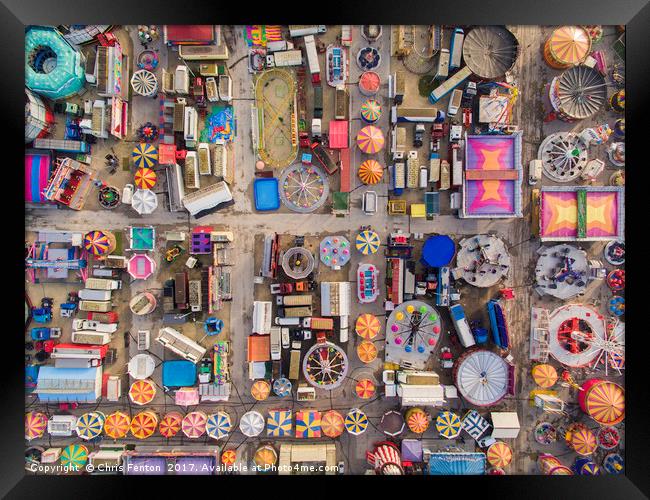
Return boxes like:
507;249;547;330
302;342;349;390
279;164;329;213
576;318;625;376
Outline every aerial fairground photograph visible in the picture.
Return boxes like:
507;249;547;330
20;19;636;481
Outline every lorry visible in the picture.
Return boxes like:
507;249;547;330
270;326;282;360
302;317;334;330
78;289;112;301
311;142;338;174
281;327;291;348
174;65;190;95
85;311;118;323
425;191;440;219
198;143;211;175
278;306;313;318
205;77;218;102
72;319;118;333
449;304;477;348
288;349;301;380
85;278;122;290
71;330;112;345
304;35;321;84
276;294;313;306
334;85;349;120
313;84;323;118
79;300;112;312
275;316;301;326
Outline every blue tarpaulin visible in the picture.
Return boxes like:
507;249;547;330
421;235;456;267
427;452;486;475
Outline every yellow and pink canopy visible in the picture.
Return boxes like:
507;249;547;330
25;412;48;441
356;126;385;154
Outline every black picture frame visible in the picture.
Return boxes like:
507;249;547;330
3;0;649;497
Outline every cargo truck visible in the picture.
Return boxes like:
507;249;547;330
304;35;321;84
313;84;323;118
85;278;122;290
270;326;282;360
302;317;334;330
85;311;118;323
78;289;111;301
278;306;312;318
277;294;313;306
289;349;301;380
79;300;112;313
198;143;211;175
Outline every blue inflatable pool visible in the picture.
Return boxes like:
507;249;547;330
254;177;280;211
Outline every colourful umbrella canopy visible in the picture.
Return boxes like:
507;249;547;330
60;444;88;469
206;411;232;440
487;442;513;468
267;409;293;437
355;313;381;339
295;410;322;438
130;411;158;439
251;380;271;401
182;411;208;439
360;99;382;123
159;412;183;438
358;159;384;184
321;410;345;438
357;126;385;154
83;230;112;255
132;142;158;168
436;411;462;439
221;449;237;465
357;341;378;363
345;409;369;435
532;364;558;389
576;459;601;475
129;379;156;406
75;412;105;441
272;377;292;397
254;445;278;468
582;381;625;426
25;412;48;441
355;230;381;255
570;427;597;456
104;411;130;439
134;167;157;190
132;189;159;215
547;26;591;66
239;411;265;437
355;378;376;399
405;408;429;434
130;69;158;96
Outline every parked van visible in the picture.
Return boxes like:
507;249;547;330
78;289;112;301
71;330;112;345
79;300;112;312
529;159;542;185
122;184;134;205
86;278;122;290
362;190;377;215
447;88;463;117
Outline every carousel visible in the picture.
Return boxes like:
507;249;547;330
281;246;315;279
537;132;589;182
547;304;607;368
453;349;510;407
454;235;511;288
533;244;589;300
